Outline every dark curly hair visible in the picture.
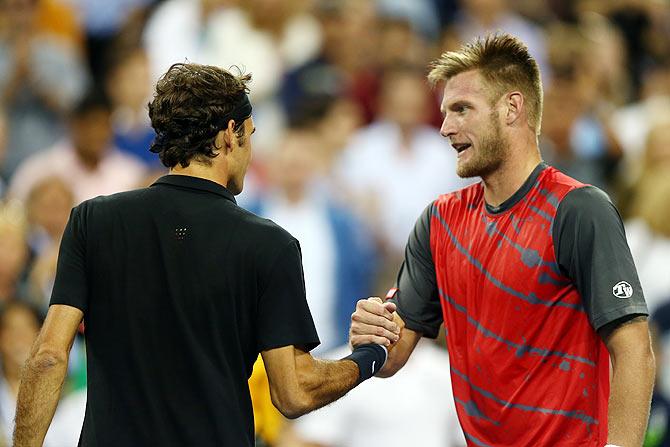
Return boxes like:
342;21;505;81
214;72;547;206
148;63;252;168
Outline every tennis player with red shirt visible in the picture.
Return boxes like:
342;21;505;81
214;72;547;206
350;34;655;447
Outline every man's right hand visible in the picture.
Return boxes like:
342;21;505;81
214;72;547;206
349;297;401;348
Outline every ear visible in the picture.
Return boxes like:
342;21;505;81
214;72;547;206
219;119;237;153
505;92;524;126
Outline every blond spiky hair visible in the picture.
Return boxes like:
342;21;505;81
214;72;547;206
428;33;543;135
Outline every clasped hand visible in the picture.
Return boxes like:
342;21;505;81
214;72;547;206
349;297;401;348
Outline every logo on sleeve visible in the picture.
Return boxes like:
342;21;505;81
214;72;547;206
612;281;633;299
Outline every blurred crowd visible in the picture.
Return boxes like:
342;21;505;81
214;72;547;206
0;0;669;446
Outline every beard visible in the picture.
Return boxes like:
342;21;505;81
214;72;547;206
456;112;508;179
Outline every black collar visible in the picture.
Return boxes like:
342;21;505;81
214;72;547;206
485;162;547;214
151;175;237;204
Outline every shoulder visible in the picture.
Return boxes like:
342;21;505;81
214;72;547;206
74;187;152;217
557;185;615;218
233;206;298;248
539;166;589;196
553;185;623;248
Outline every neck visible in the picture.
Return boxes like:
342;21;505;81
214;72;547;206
170;162;229;189
481;143;542;207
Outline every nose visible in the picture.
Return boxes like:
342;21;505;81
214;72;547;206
440;114;457;139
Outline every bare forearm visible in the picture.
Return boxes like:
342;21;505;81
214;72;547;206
292;356;359;417
13;353;68;447
604;316;656;447
607;352;655;446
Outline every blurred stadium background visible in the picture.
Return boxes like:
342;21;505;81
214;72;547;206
0;0;669;446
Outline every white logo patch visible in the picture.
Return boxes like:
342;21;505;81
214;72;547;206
612;281;633;299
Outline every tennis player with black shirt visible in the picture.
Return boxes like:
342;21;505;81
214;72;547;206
349;34;655;447
13;63;390;447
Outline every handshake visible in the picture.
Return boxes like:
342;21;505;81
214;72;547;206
347;296;404;379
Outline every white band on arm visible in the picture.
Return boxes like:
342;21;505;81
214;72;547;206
604;444;622;447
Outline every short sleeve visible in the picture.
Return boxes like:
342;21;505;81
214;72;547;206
554;186;648;331
256;240;320;352
50;205;89;313
390;203;442;338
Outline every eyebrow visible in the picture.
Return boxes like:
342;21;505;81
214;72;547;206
446;100;473;111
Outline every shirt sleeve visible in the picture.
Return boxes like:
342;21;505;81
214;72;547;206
554;186;648;331
50;205;89;313
390;203;442;338
256;239;320;352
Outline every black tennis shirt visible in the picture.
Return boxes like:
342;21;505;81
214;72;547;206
50;174;320;447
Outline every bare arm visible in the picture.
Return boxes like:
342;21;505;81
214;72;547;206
261;345;360;419
14;304;83;447
600;315;655;447
349;297;421;377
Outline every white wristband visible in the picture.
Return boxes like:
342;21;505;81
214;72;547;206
604;444;622;447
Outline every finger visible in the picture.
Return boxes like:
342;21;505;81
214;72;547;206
350;321;400;343
351;310;399;333
350;334;393;348
382;302;397;313
368;296;383;304
356;299;395;321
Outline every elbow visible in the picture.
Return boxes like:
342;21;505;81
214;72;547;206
270;366;319;419
27;345;68;373
271;390;312;419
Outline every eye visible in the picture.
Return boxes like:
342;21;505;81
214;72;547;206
456;105;469;113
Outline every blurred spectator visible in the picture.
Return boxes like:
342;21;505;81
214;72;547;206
144;0;322;153
377;0;440;41
625;169;670;313
0;201;29;303
0;301;42;444
540;22;624;190
337;65;468;258
376;16;430;70
69;0;153;83
0;0;90;178
611;62;670;182
280;339;466;447
287;94;364;180
25;176;73;256
104;43;161;168
23;177;74;310
247;130;377;353
33;0;85;47
452;0;550;83
0;300;83;447
281;0;381;124
575;0;670;101
8;90;146;204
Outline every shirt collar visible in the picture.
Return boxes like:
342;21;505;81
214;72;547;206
485;162;547;214
151;174;237;204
